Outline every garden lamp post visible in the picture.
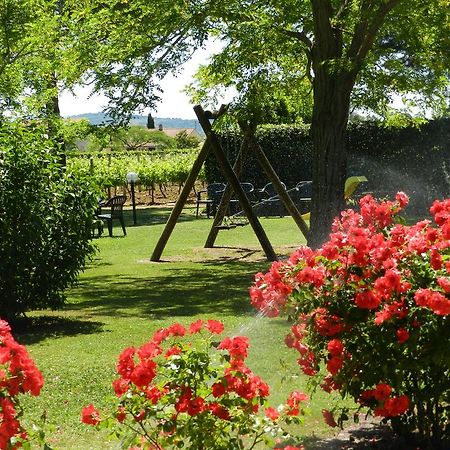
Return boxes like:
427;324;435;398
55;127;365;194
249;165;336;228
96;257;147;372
126;171;139;225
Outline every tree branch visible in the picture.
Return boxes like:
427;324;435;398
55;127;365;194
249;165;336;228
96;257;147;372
280;28;313;49
310;0;345;60
335;0;353;21
347;0;402;66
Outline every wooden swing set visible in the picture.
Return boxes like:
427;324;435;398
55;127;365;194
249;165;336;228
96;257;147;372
150;104;311;262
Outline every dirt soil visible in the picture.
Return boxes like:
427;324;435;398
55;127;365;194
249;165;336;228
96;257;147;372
107;182;203;207
304;417;421;449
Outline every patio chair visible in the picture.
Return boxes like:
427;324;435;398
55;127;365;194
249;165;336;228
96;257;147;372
228;182;256;215
96;195;127;237
196;183;226;218
292;180;312;214
256;182;287;217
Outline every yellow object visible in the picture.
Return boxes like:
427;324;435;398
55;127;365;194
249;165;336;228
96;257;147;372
344;176;368;199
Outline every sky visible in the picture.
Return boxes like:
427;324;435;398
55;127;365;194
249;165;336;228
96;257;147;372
59;43;229;120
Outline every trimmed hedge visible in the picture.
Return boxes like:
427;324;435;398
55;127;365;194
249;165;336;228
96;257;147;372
206;118;450;215
206;124;312;190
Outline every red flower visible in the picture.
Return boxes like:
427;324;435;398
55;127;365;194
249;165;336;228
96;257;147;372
296;265;326;287
205;320;225;334
320;375;342;393
138;341;162;359
146;386;165;404
218;336;249;359
129;359;157;388
430;248;443;270
326;356;344;375
265;407;280;421
116;406;126;423
167;323;186;337
375;395;409;417
355;290;381;310
322;409;338;427
135;410;146;422
187;396;205;416
313;309;345;336
165;345;182;358
437;277;450;293
395;192;409;208
428;291;450;315
211;381;226;398
327;338;344;356
112;378;130;397
374;383;392;401
276;446;305;450
175;388;192;413
209;403;230;420
81;404;101;426
117;347;136;378
152;327;170;344
189;319;203;334
286;391;308;415
415;289;450;315
396;328;410;344
384;395;410;416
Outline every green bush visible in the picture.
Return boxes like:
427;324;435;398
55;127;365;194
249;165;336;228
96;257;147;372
0;123;98;319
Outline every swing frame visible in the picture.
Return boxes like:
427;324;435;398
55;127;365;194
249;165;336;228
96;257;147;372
150;105;310;262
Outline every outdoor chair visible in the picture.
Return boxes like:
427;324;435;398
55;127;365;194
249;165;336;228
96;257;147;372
228;182;256;215
96;195;127;237
292;180;312;214
196;183;226;218
255;182;287;217
296;176;369;221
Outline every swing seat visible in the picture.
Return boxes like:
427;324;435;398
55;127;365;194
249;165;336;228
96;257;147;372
215;224;237;230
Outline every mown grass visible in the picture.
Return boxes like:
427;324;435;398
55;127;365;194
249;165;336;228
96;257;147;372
15;206;347;449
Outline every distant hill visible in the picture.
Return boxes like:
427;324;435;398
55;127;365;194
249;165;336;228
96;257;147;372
67;112;203;135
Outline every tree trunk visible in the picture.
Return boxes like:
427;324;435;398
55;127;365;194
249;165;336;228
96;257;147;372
308;69;356;248
308;79;350;248
307;0;359;248
307;0;401;248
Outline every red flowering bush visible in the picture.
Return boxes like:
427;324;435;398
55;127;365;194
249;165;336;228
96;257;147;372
0;319;44;449
82;320;307;449
250;194;450;446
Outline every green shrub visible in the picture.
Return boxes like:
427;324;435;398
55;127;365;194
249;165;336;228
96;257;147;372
0;123;98;319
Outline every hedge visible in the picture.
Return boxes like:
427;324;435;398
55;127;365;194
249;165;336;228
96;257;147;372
205;118;450;215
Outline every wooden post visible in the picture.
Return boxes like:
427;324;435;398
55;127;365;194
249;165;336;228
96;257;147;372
241;123;311;241
195;106;277;261
150;106;227;261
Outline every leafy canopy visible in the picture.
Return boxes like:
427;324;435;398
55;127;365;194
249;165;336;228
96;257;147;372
69;0;449;123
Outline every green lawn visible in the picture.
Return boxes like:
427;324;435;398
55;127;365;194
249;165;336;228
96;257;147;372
16;207;345;449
